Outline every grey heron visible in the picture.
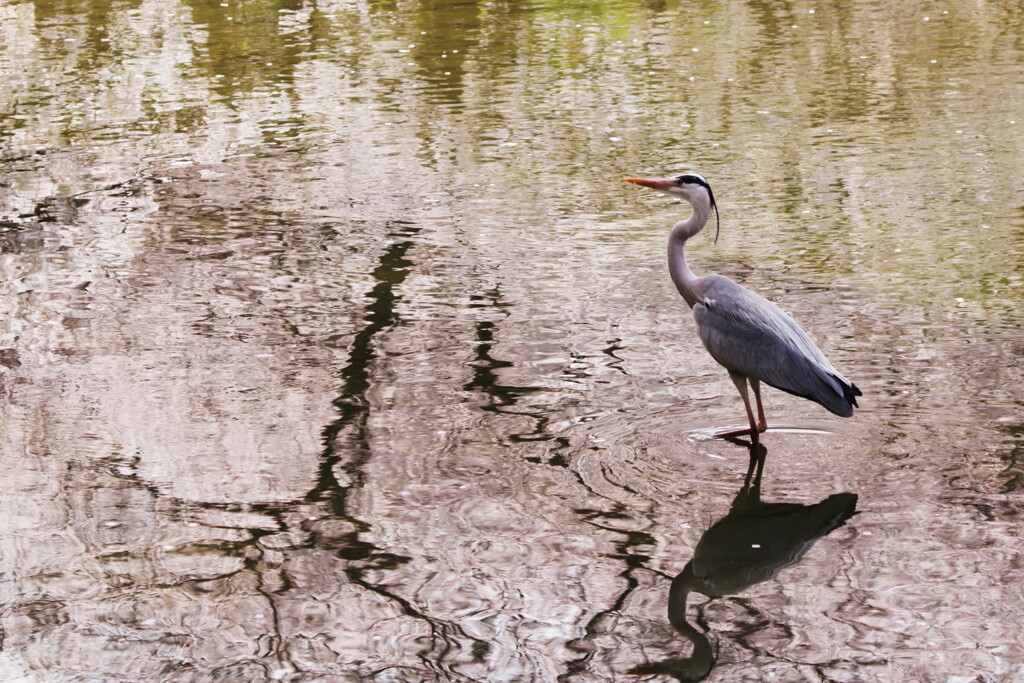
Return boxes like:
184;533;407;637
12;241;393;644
624;173;861;442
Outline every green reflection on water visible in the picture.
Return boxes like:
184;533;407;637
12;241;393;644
2;0;1022;309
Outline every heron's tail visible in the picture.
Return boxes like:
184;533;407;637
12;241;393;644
821;373;861;417
772;368;860;417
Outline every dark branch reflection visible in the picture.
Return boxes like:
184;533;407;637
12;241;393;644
631;443;858;681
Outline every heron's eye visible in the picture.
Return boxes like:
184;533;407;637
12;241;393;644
677;174;708;189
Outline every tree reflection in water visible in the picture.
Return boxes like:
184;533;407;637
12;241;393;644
632;443;858;681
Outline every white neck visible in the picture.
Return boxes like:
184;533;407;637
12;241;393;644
667;196;713;308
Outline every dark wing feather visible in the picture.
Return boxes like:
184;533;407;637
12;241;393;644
692;275;860;416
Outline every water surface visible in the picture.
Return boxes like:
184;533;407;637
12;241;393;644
1;0;1023;680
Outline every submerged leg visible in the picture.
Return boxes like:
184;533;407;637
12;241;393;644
750;378;768;433
716;371;760;442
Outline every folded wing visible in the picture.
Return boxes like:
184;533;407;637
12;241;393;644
692;276;861;417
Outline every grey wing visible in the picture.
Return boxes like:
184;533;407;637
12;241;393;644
692;276;860;417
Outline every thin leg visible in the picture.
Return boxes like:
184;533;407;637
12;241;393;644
750;378;767;433
716;372;760;443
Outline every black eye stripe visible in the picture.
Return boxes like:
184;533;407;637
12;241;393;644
675;174;717;212
676;174;709;189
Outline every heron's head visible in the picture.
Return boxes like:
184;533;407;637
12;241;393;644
624;172;720;242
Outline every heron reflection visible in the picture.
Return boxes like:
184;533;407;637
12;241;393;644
631;443;857;681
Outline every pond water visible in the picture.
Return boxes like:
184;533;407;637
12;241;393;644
1;0;1023;680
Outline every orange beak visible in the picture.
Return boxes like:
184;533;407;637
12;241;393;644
624;177;675;192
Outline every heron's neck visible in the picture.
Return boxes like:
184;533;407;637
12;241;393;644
668;199;711;308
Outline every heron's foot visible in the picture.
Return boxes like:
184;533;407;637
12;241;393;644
715;424;768;442
715;427;758;443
